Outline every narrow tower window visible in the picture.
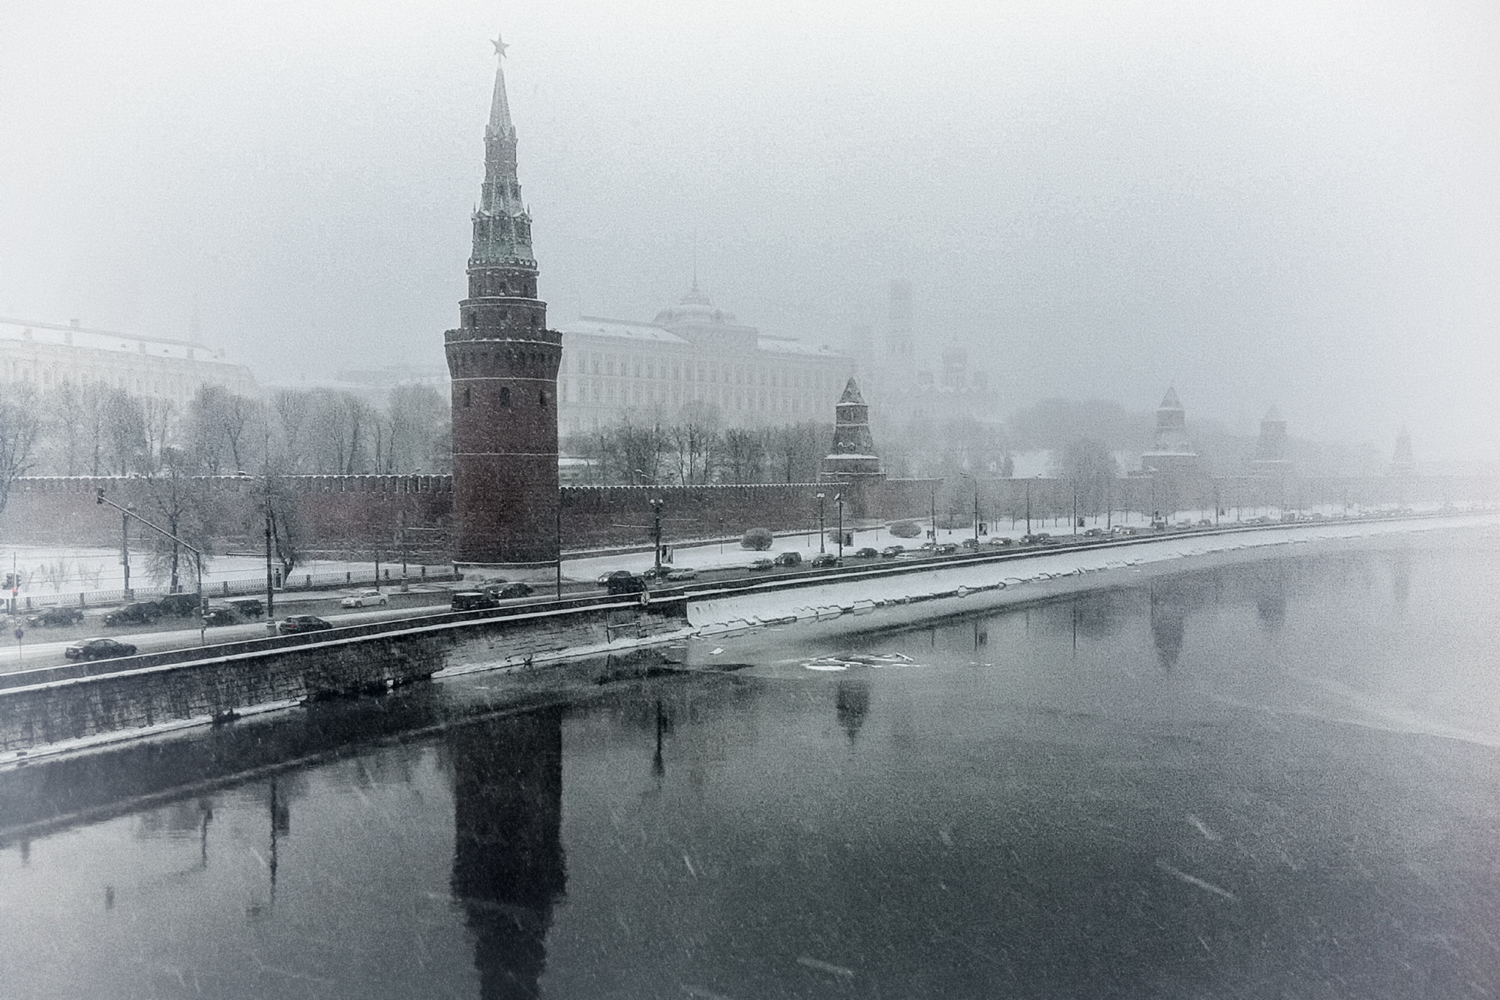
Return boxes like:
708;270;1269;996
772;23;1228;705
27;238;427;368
499;387;511;408
539;390;548;409
462;386;472;408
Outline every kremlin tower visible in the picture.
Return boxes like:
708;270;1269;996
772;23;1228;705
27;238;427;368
445;37;562;570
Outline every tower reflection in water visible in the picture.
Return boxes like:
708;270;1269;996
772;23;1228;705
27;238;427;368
448;707;567;1000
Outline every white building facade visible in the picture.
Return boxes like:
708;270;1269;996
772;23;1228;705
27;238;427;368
554;284;851;436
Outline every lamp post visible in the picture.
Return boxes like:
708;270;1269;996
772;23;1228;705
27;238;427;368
835;493;845;563
815;493;826;554
959;473;980;547
1025;478;1033;536
97;488;206;645
649;497;665;574
929;479;938;541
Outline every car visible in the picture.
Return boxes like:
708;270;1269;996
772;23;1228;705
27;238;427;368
64;637;137;661
774;551;803;567
666;567;699;582
1198;518;1214;527
810;553;840;568
497;582;534;599
1039;536;1061;546
157;593;202;616
640;566;674;581
224;597;264;618
103;602;160;627
27;606;82;627
749;558;775;571
936;543;960;555
1083;527;1106;538
340;589;389;609
201;605;239;627
451;590;499;611
599;570;635;588
852;547;880;559
278;615;333;635
880;545;905;558
987;537;1014;547
960;538;980;549
606;573;648;595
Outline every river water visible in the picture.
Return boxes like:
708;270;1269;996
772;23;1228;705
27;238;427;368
3;536;1500;998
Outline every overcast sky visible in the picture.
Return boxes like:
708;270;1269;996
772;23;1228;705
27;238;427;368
2;0;1497;460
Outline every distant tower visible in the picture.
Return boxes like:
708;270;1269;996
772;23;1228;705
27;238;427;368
1249;405;1293;477
822;376;884;478
1390;425;1415;476
887;280;914;358
445;36;562;570
1140;387;1198;473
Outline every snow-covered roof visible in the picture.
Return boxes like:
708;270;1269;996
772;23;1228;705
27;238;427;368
0;318;235;364
559;317;689;345
756;336;840;357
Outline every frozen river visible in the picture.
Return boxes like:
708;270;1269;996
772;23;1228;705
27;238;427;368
3;531;1500;998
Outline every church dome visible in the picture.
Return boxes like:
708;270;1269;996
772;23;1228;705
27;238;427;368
652;281;737;326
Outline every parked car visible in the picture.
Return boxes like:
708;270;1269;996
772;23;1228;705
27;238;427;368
201;605;239;627
497;582;534;599
451;591;499;611
104;602;160;627
852;547;880;559
936;543;960;555
278;615;333;635
224;597;264;618
774;551;803;567
960;538;980;549
880;545;905;558
606;573;648;595
810;553;840;568
27;606;82;627
748;558;775;572
340;589;389;609
665;567;698;582
599;570;635;588
1083;527;1106;537
64;637;137;660
987;537;1014;547
157;593;202;616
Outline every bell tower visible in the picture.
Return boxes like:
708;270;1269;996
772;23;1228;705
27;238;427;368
445;36;562;569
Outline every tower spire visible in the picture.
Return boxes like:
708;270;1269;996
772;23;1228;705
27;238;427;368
472;33;532;268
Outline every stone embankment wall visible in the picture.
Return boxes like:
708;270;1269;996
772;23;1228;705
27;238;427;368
0;598;689;752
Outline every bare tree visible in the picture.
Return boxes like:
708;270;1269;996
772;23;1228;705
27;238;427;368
719;427;765;484
141;447;214;591
103;389;147;475
0;381;41;534
271;389;312;472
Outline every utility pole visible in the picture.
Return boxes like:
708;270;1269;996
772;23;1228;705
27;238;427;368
555;500;562;599
1025;479;1032;536
98;489;206;645
1072;481;1078;536
973;482;980;546
929;480;938;541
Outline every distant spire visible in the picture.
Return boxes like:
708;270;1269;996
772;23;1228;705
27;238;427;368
1159;386;1182;410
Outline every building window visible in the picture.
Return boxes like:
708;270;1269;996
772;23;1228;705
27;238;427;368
539;389;548;408
463;386;472;407
499;387;511;408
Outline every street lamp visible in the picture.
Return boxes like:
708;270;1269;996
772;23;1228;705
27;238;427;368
959;473;980;547
97;488;207;645
835;493;845;562
815;493;826;554
649;497;665;574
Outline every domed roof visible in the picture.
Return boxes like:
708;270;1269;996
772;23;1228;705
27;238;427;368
652;279;737;326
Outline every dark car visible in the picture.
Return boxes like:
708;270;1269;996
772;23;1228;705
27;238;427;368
881;545;905;558
156;593;202;616
960;538;980;550
935;543;960;555
987;537;1015;547
748;558;775;572
104;602;160;626
852;547;880;559
810;553;840;568
278;615;333;635
64;637;138;661
27;606;82;627
774;551;803;567
640;566;673;582
606;573;648;595
451;591;499;611
201;605;239;627
224;597;264;618
497;582;534;600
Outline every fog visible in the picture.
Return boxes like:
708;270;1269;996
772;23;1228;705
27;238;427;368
2;0;1497;461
